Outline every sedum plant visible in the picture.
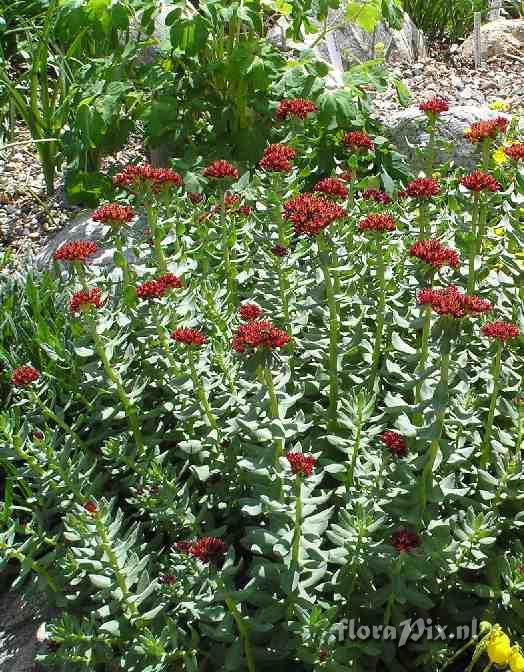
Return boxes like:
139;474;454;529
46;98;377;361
0;98;523;672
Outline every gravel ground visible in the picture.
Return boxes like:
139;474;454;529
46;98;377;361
0;49;523;272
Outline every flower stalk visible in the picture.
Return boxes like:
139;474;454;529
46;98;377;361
415;305;432;409
29;389;86;450
480;341;504;468
218;577;256;672
146;205;167;273
467;193;481;293
187;348;219;431
220;191;237;307
318;235;339;428
369;233;387;392
259;365;284;463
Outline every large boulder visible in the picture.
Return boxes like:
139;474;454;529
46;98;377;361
269;10;426;67
383;105;519;170
460;18;524;60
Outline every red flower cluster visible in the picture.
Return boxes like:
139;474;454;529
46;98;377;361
504;143;524;161
113;164;182;192
361;188;392;204
69;288;104;314
286;452;317;477
190;536;228;564
481;321;520;342
460;171;500;192
342;131;374;151
403;178;440;199
259;144;296;173
417;285;492;318
314;177;348;199
409;239;460;269
283;193;345;236
418;98;449;115
171;328;207;346
136;274;183;300
11;365;40;388
276;98;317;120
159;574;177;585
239;303;263;321
339;170;354;182
83;500;97;514
188;192;203;204
359;213;396;232
203;160;239;180
464;117;508;143
380;431;407;458
272;244;289;257
232;320;291;353
174;540;193;554
91;203;134;226
391;529;421;553
53;240;98;263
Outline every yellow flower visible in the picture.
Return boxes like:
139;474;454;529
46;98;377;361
493;146;509;165
487;631;511;666
489;100;510;112
494;227;505;236
510;649;524;672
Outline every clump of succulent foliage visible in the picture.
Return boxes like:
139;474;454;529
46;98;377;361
0;99;524;672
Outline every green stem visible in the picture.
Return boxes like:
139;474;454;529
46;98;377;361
369;234;386;392
89;321;145;458
319;236;339;428
467;193;481;294
346;404;364;489
115;233;134;305
220;193;236;307
383;555;403;626
30;390;87;449
152;305;180;379
187;349;219;431
262;366;284;464
418;201;429;239
425;122;436;177
481;139;491;171
415;306;432;410
480;342;503;468
219;579;256;672
291;475;302;566
418;332;451;515
147;205;167;273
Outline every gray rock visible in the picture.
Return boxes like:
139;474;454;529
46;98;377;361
460;18;524;60
270;10;427;68
383;105;519;170
35;212;146;269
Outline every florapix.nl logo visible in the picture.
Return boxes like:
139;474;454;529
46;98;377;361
334;618;478;647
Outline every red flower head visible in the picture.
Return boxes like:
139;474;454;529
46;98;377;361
232;320;291;354
417;285;492;318
391;528;421;553
409;239;460;269
259;144;296;173
69;288;104;314
380;431;407;458
342;131;374;152
339;170;354;182
481;321;520;343
224;194;241;209
190;536;228;564
159;574;177;585
53;240;98;263
135;279;165;300
171;328;207;346
91;203;134;227
404;178;440;199
188;191;203;204
239;303;263;321
174;540;193;554
464;117;508;144
272;244;289;257
359;213;396;232
203;160;239;180
460;171;500;193
361;188;392;204
113;164;182;193
286;452;317;477
314;177;348;200
276;98;317;120
157;273;183;290
239;205;252;217
283;193;345;236
11;365;40;388
418;98;449;116
504;144;524;161
83;500;97;514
